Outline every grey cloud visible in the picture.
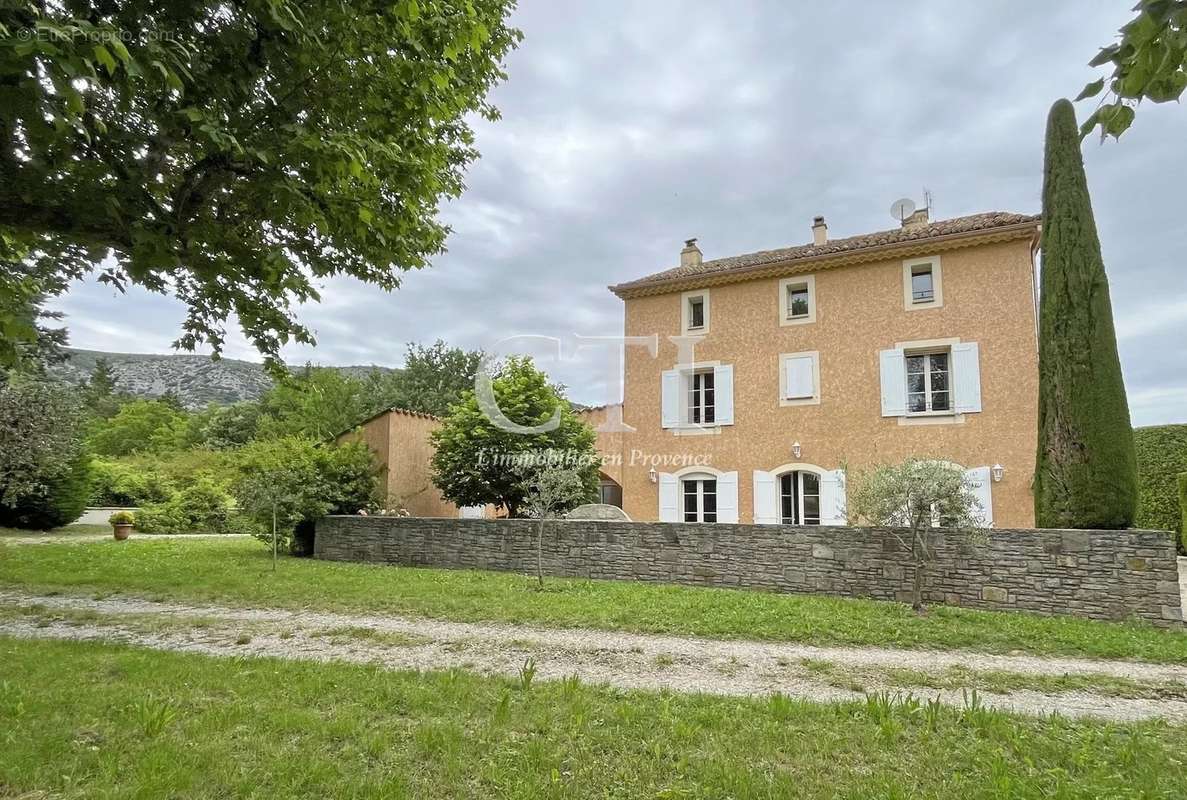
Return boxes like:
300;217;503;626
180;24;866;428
47;0;1186;425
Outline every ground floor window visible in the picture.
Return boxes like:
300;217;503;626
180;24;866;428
598;479;623;508
682;477;717;522
780;471;820;525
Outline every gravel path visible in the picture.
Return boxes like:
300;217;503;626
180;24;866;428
3;589;1187;723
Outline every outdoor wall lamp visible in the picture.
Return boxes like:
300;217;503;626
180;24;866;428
991;464;1004;482
649;467;658;484
792;441;802;459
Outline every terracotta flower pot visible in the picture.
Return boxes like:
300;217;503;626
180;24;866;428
112;523;132;541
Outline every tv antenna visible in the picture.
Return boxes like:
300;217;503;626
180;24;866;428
890;198;916;224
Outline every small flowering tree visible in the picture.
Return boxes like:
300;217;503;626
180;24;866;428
848;458;987;611
518;462;593;588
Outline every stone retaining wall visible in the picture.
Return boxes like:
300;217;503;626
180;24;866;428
315;516;1183;625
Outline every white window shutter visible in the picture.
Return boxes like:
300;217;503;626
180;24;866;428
714;364;734;425
953;342;982;413
964;466;993;527
658;473;678;522
717;471;739;523
785;356;815;399
819;469;847;525
660;370;681;428
879;349;907;417
752;470;778;524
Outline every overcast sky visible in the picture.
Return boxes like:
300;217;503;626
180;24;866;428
48;1;1186;426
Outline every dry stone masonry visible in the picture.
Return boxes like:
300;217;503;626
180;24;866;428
315;517;1183;626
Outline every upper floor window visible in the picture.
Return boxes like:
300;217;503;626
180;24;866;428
779;351;821;406
682;289;709;334
879;339;981;419
902;256;943;310
779;274;816;325
906;350;950;413
661;363;735;429
688;369;715;424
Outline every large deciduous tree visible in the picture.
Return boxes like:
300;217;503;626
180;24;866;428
0;1;520;367
1077;1;1187;139
1034;99;1137;529
389;339;485;417
430;357;598;518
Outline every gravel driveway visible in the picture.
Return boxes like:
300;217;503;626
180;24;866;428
3;589;1187;724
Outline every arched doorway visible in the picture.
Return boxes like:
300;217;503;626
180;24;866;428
777;469;822;525
597;472;623;508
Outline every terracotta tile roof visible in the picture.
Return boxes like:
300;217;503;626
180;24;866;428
610;211;1039;297
330;405;440;442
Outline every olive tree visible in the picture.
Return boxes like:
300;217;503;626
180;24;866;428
518;461;594;587
848;459;988;611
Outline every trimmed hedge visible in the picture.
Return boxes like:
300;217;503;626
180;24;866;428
1133;424;1187;546
1180;473;1187;545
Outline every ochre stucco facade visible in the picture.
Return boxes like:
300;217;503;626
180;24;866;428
337;408;461;518
595;221;1041;528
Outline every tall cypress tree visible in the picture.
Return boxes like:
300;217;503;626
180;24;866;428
1034;99;1136;529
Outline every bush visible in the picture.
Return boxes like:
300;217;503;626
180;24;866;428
89;459;175;506
1180;473;1187;550
0;451;92;530
108;510;135;525
134;477;235;534
232;436;378;556
1134;424;1187;545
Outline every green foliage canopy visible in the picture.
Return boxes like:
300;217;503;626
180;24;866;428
389;340;485;417
1033;100;1137;529
0;1;520;367
430;357;599;517
1077;1;1187;139
86;398;193;456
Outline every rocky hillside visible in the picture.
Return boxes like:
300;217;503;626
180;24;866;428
51;349;397;408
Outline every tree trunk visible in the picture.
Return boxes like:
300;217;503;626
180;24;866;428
911;529;925;611
536;516;545;588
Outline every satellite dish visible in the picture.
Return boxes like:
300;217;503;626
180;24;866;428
890;198;916;223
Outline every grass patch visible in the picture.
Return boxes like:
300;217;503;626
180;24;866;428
314;625;431;648
1;537;1185;663
0;523;110;538
881;665;1187;702
2;636;1186;798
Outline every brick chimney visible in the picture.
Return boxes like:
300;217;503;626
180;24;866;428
902;208;930;230
680;238;702;267
811;216;828;246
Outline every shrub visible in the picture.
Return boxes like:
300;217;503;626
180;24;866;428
0;451;92;530
0;379;91;530
1180;473;1187;550
1133;425;1187;544
135;477;234;534
89;459;175;507
108;510;135;525
232;436;378;556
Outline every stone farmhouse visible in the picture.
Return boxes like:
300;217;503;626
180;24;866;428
345;208;1042;528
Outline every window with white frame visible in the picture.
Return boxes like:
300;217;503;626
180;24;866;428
661;364;734;430
681;289;709;334
780;351;820;405
902;256;942;310
879;340;980;419
779;275;816;325
682;476;717;522
905;350;951;413
687;369;715;424
779;471;820;525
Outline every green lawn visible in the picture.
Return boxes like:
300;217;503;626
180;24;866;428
1;636;1185;799
0;523;110;537
1;536;1185;662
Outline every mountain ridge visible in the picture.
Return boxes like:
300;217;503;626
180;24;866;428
50;348;399;408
